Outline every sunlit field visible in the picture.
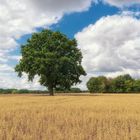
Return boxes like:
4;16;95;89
0;94;140;140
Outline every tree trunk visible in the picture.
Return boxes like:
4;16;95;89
48;85;54;96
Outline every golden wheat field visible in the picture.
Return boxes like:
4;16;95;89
0;94;140;140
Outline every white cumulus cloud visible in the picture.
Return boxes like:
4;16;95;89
102;0;140;7
76;15;140;89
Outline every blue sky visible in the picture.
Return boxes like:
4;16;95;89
50;2;119;38
18;2;119;41
0;0;140;89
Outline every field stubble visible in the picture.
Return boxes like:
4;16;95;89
0;94;140;140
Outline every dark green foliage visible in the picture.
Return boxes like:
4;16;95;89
109;74;134;93
0;89;16;94
0;88;83;94
70;88;81;93
133;80;140;93
55;87;81;93
17;89;30;94
0;89;48;94
15;30;86;95
87;76;108;93
87;74;140;93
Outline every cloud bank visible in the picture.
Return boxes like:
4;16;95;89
103;0;140;7
76;15;140;89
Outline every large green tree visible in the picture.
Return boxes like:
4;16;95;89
15;30;86;96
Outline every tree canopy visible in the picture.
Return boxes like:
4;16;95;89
15;30;86;95
87;76;108;93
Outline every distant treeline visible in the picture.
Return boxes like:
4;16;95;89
0;89;48;94
1;74;140;94
87;74;140;93
0;88;83;94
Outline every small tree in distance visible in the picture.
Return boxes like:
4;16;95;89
15;30;86;96
87;76;108;93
